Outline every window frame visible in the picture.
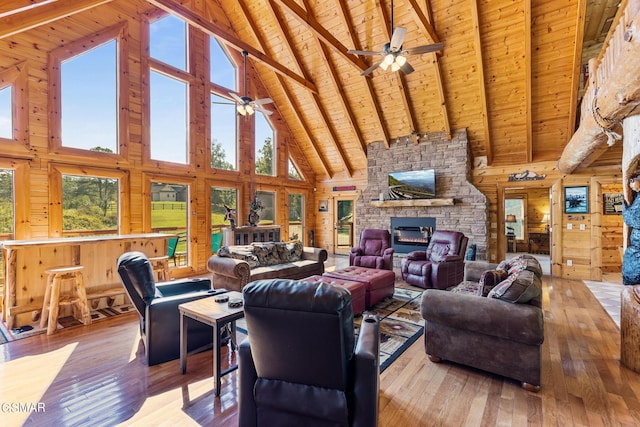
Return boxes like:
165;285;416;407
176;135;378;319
48;23;129;161
48;164;130;238
0;62;30;156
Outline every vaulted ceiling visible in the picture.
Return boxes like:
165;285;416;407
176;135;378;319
0;0;623;179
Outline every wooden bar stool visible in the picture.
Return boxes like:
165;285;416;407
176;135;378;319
40;266;91;335
148;255;170;282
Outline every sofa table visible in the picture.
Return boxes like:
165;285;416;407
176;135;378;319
179;291;244;397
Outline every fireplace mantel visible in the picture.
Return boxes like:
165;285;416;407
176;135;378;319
370;198;454;208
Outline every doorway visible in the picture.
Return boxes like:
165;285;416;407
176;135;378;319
333;198;355;255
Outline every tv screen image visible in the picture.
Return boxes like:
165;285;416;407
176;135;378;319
388;169;436;199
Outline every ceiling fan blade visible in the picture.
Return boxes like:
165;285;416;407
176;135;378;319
389;27;407;51
253;105;273;115
404;42;445;55
348;49;383;56
252;97;273;105
399;61;414;75
229;93;244;104
361;61;382;76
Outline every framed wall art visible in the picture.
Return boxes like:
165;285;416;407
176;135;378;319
318;199;328;212
564;186;589;214
603;192;623;214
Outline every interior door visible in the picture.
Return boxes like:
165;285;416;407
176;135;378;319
334;198;355;255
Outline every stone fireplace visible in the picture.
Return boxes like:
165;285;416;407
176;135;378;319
355;129;488;260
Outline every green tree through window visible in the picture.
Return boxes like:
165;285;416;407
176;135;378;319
256;136;273;175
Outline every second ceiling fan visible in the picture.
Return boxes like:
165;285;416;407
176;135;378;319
348;0;443;76
230;50;273;116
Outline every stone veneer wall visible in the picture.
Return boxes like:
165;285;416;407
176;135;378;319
356;129;489;260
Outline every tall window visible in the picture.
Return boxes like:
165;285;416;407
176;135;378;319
210;37;235;89
289;193;304;242
151;182;189;267
211;187;242;233
62;175;118;236
0;86;12;139
150;15;187;71
288;159;303;180
255;112;275;176
256;190;275;225
150;71;188;164
211;94;236;170
61;40;117;152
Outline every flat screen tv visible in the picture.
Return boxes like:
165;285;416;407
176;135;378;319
388;169;436;199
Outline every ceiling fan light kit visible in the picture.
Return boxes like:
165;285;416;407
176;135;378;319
347;0;443;77
230;50;273;116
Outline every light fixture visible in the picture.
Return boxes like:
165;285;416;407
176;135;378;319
229;51;273;116
506;214;517;223
542;213;550;232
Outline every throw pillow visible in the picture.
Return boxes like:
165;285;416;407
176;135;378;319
217;245;260;268
488;270;541;303
478;269;508;297
278;241;303;262
449;280;482;295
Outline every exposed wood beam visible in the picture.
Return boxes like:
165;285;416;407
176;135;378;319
406;0;440;44
235;0;332;177
470;0;493;164
524;0;532;163
410;0;451;139
146;0;318;95
269;0;354;177
0;0;55;18
0;0;112;39
376;0;417;137
334;0;390;148
269;0;369;74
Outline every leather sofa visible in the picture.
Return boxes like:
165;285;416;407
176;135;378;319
401;230;468;289
238;279;380;426
117;251;226;366
349;228;394;270
207;241;327;291
420;254;544;391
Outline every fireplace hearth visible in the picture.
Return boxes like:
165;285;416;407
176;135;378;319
391;217;436;253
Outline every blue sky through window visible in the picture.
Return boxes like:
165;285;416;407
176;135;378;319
150;71;188;164
0;86;11;139
211;93;237;169
150;15;186;71
61;41;117;152
210;37;236;90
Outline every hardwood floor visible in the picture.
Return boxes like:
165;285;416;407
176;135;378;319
1;266;640;426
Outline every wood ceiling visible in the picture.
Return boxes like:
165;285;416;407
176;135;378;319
0;0;623;179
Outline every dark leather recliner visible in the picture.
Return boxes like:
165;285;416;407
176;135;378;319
117;251;224;366
401;230;469;289
238;279;380;427
349;228;394;270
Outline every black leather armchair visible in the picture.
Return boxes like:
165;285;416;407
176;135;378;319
117;251;224;366
238;279;380;427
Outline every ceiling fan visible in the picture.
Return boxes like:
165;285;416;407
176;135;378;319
347;0;444;77
230;50;273;116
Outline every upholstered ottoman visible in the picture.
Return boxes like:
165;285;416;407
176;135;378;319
299;275;366;315
323;266;395;307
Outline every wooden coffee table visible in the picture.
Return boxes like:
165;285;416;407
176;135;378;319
178;291;244;396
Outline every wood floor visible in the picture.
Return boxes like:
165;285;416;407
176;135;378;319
1;269;640;426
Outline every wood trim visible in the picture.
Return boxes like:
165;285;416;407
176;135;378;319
568;0;588;147
0;62;31;156
524;0;532;163
0;0;113;39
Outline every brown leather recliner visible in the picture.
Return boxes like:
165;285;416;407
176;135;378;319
400;230;468;289
238;279;380;427
349;228;394;270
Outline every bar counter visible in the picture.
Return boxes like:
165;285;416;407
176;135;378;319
2;233;171;328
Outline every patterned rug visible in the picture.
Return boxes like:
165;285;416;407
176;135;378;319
0;304;136;344
236;287;424;373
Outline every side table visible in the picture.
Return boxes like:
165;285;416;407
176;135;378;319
179;291;244;396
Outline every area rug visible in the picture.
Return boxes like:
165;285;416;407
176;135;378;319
0;303;135;344
583;280;623;327
236;287;424;373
